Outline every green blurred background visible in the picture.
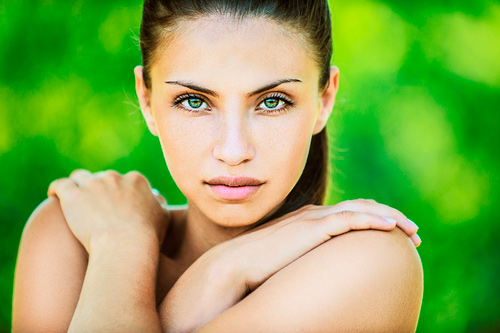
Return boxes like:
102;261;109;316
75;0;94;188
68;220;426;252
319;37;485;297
1;0;499;331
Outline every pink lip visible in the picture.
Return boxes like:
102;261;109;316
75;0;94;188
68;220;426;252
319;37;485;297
205;176;264;200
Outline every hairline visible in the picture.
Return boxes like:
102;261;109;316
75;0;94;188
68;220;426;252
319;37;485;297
146;13;320;91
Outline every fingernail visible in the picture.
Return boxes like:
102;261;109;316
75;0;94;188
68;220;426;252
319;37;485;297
151;188;160;196
408;219;419;230
412;233;422;247
382;217;397;225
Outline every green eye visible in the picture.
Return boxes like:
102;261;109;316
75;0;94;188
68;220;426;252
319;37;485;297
187;98;202;108
264;98;279;109
257;94;293;115
261;98;285;110
173;94;210;113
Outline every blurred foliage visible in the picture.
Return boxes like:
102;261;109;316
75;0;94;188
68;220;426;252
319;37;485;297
1;0;499;331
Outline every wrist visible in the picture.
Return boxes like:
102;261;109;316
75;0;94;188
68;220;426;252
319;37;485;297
206;248;247;296
72;229;161;332
160;248;247;331
89;229;160;256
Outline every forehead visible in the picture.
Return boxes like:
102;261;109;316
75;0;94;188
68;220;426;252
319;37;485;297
151;15;318;91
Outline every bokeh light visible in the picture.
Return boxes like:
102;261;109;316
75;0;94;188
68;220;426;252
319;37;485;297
1;0;498;330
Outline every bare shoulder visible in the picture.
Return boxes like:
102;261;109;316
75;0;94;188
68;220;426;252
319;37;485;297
300;227;424;330
17;197;87;263
13;197;87;332
21;197;75;242
320;226;423;279
201;227;423;332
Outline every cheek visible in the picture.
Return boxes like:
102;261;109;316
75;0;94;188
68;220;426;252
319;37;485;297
253;112;315;185
152;98;316;207
153;111;212;188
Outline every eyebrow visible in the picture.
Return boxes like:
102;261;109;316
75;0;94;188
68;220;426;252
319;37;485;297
164;78;302;98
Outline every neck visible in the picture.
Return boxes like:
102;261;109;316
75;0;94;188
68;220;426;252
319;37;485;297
162;197;286;271
162;200;254;269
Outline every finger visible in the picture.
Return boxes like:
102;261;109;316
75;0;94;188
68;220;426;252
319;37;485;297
124;171;151;189
247;211;400;287
93;170;106;179
47;178;79;198
93;170;123;188
326;199;419;237
318;210;398;238
410;233;421;247
69;169;92;186
94;170;123;179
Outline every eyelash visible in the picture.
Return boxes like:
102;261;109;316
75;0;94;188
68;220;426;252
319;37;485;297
171;92;294;115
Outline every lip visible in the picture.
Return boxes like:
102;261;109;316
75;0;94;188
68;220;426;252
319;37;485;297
206;176;264;186
205;176;265;200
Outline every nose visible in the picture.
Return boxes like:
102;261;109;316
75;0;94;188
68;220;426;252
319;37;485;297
213;116;255;166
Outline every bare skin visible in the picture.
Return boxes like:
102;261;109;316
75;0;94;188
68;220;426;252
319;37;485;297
13;175;422;332
12;15;423;332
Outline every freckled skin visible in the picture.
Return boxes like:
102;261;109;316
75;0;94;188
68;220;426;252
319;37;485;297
137;15;338;257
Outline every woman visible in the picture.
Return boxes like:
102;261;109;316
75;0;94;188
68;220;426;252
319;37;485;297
13;0;423;331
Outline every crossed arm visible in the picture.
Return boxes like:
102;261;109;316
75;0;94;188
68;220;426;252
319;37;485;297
12;173;423;332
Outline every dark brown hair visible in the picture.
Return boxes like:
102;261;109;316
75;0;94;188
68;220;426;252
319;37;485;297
139;0;333;224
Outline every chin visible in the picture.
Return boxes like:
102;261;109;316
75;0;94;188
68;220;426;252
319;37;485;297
184;183;290;228
204;196;286;229
207;204;270;228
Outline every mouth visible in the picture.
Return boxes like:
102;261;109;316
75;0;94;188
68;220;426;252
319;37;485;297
205;176;265;200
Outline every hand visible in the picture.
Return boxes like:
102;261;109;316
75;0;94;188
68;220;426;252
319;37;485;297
47;169;170;254
239;198;420;245
159;198;420;331
215;199;420;292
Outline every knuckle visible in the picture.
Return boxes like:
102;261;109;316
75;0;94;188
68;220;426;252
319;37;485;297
338;198;373;211
104;169;119;177
69;169;86;178
103;170;121;182
126;171;147;184
126;170;141;178
338;210;354;220
51;178;80;198
49;178;63;188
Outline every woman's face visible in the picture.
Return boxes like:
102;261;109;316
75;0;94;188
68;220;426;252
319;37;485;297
136;15;339;227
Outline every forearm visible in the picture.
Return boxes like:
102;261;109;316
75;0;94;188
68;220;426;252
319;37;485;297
69;232;162;332
159;249;246;332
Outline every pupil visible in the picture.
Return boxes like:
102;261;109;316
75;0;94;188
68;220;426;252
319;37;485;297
265;98;278;108
188;98;202;108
